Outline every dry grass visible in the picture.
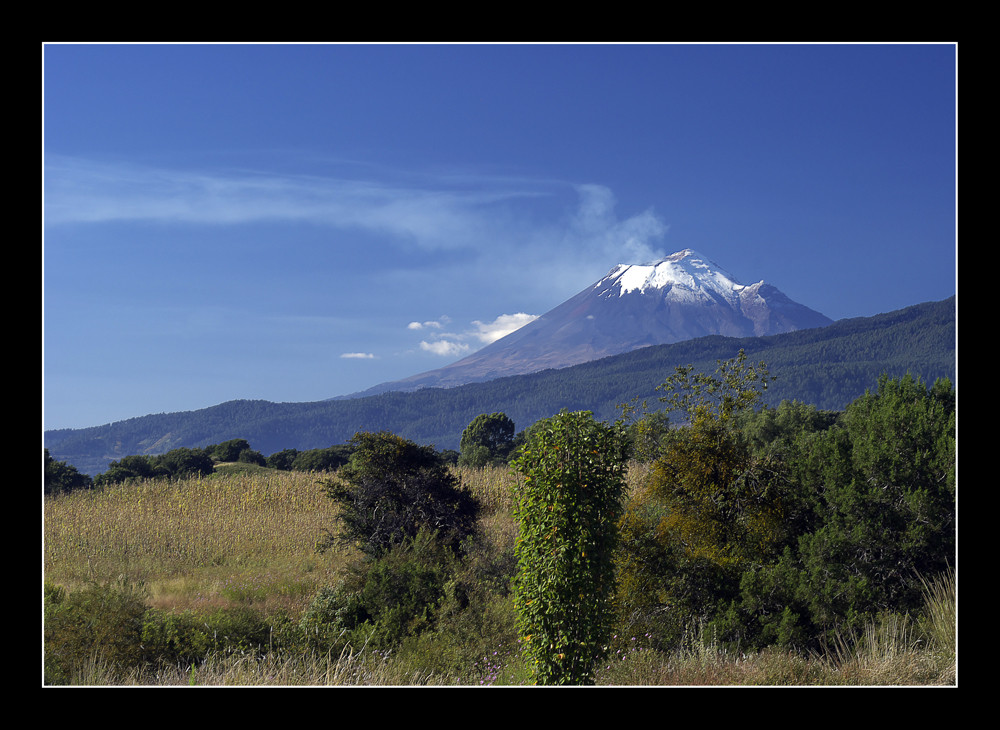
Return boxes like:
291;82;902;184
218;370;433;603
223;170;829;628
43;469;346;614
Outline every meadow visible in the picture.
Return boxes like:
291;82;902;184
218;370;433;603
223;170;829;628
42;461;956;686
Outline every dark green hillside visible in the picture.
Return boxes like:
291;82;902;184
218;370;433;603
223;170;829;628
45;297;955;476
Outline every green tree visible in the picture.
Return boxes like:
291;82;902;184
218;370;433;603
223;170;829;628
94;454;160;486
154;447;215;479
209;438;255;463
459;412;516;467
510;410;628;685
291;445;353;472
266;448;299;470
615;351;788;650
44;449;92;495
319;431;480;558
791;374;956;636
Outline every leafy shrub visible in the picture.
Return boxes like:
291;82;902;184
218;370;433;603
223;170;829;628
44;578;149;684
319;431;480;558
266;448;299;470
302;529;461;653
786;375;955;640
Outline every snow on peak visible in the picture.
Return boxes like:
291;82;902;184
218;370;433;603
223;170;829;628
600;249;748;303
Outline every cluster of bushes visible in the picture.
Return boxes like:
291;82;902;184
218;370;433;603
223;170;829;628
616;366;955;656
44;577;306;685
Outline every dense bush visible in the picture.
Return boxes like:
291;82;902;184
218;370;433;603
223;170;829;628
44;578;149;684
615;352;786;650
613;368;956;655
318;431;480;558
301;529;462;652
774;374;956;641
265;447;299;470
290;444;353;472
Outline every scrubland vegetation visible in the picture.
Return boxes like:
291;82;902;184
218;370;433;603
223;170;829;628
43;359;956;687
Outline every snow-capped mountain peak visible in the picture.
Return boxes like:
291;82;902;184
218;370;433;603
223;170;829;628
598;248;754;304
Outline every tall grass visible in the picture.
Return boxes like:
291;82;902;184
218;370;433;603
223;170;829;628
44;469;345;613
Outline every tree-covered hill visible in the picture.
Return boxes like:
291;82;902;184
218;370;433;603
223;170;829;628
45;297;955;476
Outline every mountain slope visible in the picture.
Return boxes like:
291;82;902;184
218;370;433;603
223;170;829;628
45;297;955;476
349;249;833;397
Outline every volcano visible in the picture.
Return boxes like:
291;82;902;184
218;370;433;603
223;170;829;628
348;249;833;396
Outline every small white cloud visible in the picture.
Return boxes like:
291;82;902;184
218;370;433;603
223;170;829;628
471;312;539;344
420;340;471;357
340;352;376;359
408;319;444;331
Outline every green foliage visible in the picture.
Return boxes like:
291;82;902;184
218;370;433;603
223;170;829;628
141;605;294;667
657;348;775;423
616;353;803;652
265;448;299;470
44;578;149;684
459;412;516;467
154;446;216;478
210;438;264;465
626;409;672;462
302;529;462;652
789;374;956;637
93;454;160;486
319;431;480;558
44;448;92;495
290;444;353;472
510;410;629;685
209;438;253;462
92;447;215;486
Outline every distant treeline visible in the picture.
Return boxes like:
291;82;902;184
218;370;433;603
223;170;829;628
44;297;955;477
44;439;359;495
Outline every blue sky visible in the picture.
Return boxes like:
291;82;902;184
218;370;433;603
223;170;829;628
43;43;957;431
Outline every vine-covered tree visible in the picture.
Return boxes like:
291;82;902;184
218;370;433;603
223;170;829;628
510;410;628;685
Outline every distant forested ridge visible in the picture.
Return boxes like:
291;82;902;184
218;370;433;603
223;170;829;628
45;297;955;476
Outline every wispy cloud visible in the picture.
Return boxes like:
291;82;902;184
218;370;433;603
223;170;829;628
340;352;376;360
44;156;669;265
43;155;550;252
407;318;447;331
